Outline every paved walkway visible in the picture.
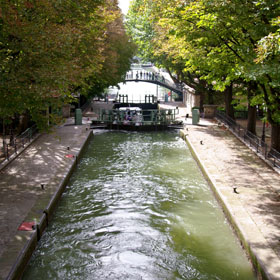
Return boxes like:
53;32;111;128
0;117;92;280
182;118;280;280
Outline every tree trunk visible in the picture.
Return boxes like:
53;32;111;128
259;82;280;153
247;82;257;134
271;124;280;153
17;114;29;134
224;83;235;119
247;105;256;134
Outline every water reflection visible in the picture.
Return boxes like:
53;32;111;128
23;132;255;280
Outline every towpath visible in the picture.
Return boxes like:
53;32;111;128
181;118;280;280
0;117;92;280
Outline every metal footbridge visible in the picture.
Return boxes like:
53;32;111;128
124;72;183;95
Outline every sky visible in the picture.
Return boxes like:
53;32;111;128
118;0;131;15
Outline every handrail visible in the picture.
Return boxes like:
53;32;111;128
125;72;183;94
1;124;39;164
215;111;280;169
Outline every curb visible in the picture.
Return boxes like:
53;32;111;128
6;131;93;280
180;129;271;280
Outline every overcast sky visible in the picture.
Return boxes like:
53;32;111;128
118;0;131;15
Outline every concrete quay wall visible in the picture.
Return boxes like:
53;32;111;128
8;132;92;280
0;120;93;280
180;122;280;280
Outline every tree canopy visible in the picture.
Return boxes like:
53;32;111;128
126;0;280;151
0;0;136;129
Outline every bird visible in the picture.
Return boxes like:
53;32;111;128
200;140;203;145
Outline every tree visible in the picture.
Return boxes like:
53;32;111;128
255;17;280;151
86;0;136;98
0;0;135;131
127;0;280;151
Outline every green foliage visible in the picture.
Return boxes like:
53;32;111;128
0;0;136;130
126;0;160;63
127;0;280;125
126;0;280;150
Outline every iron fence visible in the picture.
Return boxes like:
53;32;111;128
1;124;39;164
216;111;280;169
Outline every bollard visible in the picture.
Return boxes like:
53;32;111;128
43;210;49;226
233;187;239;194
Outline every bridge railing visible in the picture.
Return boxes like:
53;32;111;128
125;71;183;93
215;111;280;169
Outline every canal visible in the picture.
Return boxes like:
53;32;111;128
23;131;255;279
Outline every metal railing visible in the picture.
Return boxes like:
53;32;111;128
1;124;39;164
116;94;158;104
216;111;280;169
125;71;183;94
98;108;178;126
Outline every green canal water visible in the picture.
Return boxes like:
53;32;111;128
23;131;255;280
